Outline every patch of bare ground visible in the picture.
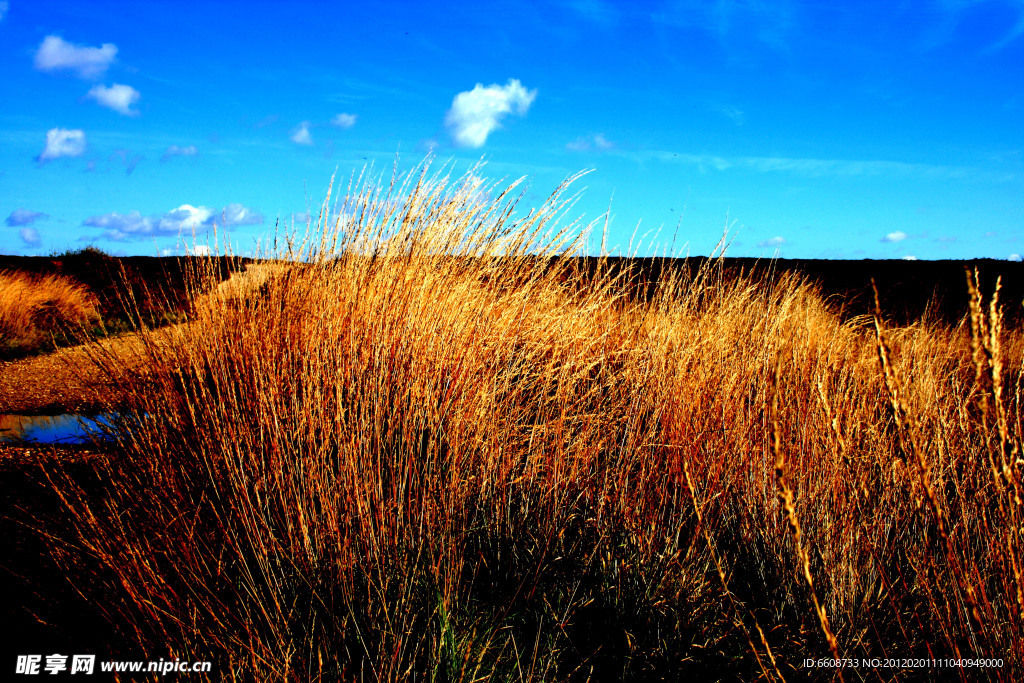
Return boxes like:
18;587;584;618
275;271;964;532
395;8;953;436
0;331;160;468
0;325;183;415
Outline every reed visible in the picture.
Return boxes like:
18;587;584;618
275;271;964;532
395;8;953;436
42;159;1024;680
0;268;100;357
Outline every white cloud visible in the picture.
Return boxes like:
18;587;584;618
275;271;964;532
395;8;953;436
86;83;140;116
83;203;263;241
37;128;86;163
1010;253;1022;262
188;245;212;256
0;2;8;22
20;227;42;248
82;210;153;240
161;145;198;162
160;204;216;231
758;236;785;248
902;255;918;260
6;209;49;227
291;121;313;145
34;35;117;80
882;231;908;242
445;78;537;148
167;203;262;228
331;113;357;128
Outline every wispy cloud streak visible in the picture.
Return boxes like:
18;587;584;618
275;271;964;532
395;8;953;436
640;150;1014;181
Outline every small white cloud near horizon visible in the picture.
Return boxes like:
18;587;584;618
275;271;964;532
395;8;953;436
882;231;908;242
34;35;117;79
758;236;785;248
1010;253;1023;262
161;204;217;232
37;128;86;163
6;209;49;227
20;227;42;248
331;113;357;128
902;255;919;260
87;83;140;116
161;144;198;162
188;244;212;256
291;121;313;145
445;78;537;148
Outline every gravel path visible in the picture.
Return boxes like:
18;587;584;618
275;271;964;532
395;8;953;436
0;330;179;465
0;326;181;415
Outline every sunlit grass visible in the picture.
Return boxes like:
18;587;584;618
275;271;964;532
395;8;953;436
45;160;1024;680
0;269;100;358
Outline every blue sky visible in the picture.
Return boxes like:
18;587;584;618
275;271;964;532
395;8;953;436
1;0;1022;260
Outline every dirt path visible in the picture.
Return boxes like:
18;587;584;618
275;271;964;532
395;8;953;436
0;329;176;415
0;264;275;416
0;328;184;466
1;337;135;415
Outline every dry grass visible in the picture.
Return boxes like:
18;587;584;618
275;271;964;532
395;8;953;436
0;269;100;357
41;160;1024;680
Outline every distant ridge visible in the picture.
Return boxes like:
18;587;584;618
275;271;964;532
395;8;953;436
1;253;1020;328
566;256;1024;327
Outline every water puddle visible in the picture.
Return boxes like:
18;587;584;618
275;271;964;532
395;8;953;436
0;413;116;445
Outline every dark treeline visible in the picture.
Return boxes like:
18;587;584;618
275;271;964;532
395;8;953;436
3;251;1021;328
562;256;1024;327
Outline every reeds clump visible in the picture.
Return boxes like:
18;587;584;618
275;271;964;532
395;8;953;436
47;160;1024;680
0;269;100;357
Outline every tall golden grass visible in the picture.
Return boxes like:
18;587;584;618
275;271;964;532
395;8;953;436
0;269;100;357
46;161;1023;680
